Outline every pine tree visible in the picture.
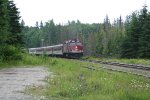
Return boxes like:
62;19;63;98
35;21;39;28
0;0;10;44
104;15;111;32
118;15;123;31
121;12;140;58
7;0;23;45
138;5;150;58
0;0;22;61
40;21;43;28
21;19;25;27
121;5;150;58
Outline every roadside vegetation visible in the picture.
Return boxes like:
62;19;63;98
16;55;149;100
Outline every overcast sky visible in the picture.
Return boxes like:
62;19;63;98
14;0;150;26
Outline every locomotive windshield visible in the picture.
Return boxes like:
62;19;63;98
64;39;81;45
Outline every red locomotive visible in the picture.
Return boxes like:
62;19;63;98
29;39;83;58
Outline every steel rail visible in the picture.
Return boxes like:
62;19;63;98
81;59;150;71
79;59;150;78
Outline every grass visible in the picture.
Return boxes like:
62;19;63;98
0;54;150;99
0;54;52;68
21;55;150;100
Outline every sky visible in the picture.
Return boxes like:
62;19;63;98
14;0;150;26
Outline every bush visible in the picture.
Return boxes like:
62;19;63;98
0;45;22;61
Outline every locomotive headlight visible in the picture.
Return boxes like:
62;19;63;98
75;46;78;49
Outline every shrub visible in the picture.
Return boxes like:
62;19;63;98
0;45;22;61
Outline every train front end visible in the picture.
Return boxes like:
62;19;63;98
63;39;83;58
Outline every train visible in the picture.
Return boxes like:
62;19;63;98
28;39;84;58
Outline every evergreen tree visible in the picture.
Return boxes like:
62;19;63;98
104;15;111;32
138;5;150;58
0;0;22;61
21;19;25;27
35;21;39;28
0;0;10;44
118;15;123;31
7;0;23;45
40;21;43;28
121;5;150;58
121;12;140;58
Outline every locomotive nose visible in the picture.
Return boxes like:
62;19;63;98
75;45;83;51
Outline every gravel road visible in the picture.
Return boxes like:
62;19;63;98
0;67;50;100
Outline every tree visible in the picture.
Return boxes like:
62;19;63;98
121;5;150;58
35;21;39;28
41;19;57;45
138;5;150;58
40;21;44;28
0;0;22;61
7;0;23;46
21;19;25;27
0;0;10;44
121;12;140;58
104;15;111;32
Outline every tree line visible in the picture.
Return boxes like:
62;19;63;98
22;15;124;57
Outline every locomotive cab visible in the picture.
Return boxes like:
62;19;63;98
63;39;83;58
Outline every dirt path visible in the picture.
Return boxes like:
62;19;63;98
0;67;50;100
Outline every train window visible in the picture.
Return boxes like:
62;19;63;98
65;41;68;44
70;42;76;45
64;40;81;45
76;43;82;45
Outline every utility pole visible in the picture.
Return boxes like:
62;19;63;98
41;39;44;47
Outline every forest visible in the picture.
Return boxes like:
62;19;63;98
1;0;150;61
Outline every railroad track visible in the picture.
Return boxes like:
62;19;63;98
79;59;150;78
81;59;150;71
